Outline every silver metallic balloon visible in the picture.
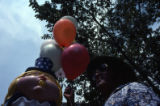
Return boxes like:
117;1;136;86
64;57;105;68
61;16;78;29
40;39;62;72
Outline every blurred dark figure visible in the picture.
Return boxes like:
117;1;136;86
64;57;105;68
64;56;160;106
87;56;160;106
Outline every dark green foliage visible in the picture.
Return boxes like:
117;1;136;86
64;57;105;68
29;0;160;105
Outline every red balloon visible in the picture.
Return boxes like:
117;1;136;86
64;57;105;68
53;19;76;47
61;43;90;80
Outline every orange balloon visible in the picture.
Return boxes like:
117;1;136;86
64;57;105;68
53;19;76;47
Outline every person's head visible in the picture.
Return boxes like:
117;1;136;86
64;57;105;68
87;56;136;98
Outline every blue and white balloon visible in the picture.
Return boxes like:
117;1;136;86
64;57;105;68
40;39;62;72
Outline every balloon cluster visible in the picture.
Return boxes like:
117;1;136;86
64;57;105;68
41;16;90;81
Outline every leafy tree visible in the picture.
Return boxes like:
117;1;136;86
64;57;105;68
29;0;160;105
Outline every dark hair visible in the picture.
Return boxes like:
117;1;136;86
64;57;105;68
87;56;137;85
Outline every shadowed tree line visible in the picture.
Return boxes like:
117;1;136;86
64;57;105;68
29;0;160;105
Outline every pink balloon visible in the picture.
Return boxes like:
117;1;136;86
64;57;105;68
61;43;90;80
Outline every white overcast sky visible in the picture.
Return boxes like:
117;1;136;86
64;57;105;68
0;0;50;104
